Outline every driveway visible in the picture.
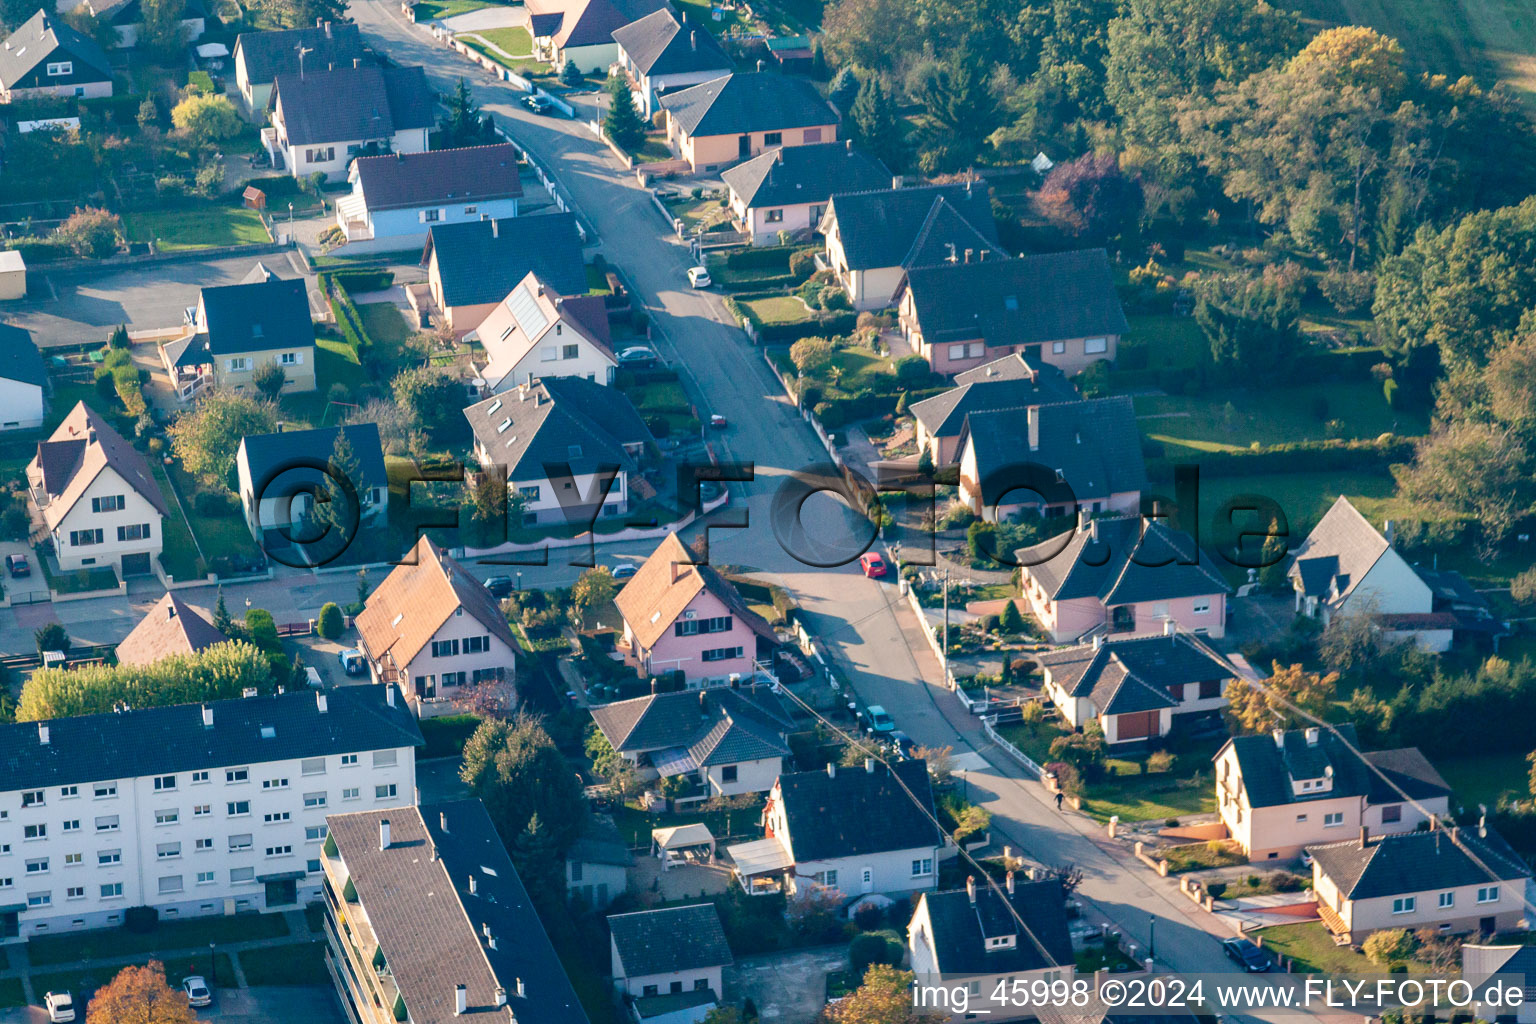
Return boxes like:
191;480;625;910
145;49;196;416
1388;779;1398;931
724;946;847;1024
439;6;526;30
0;542;49;605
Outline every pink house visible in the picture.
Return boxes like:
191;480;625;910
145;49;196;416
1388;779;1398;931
1015;515;1232;643
614;532;778;685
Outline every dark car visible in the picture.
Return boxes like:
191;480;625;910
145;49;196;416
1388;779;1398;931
612;564;638;581
522;95;552;115
1222;937;1271;973
618;346;658;368
890;730;917;759
6;553;29;577
485;575;515;598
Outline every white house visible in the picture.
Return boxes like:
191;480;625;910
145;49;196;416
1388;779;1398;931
472;272;617;391
0;11;113;103
0;685;421;940
721;142;890;246
335;144;523;248
565;815;631;910
1464;944;1536;1024
612;9;733;119
160;262;316;401
525;0;667;73
235;423;389;549
0;323;46;430
352;536;519;718
609;903;732;1022
264;64;433;182
232;21;364;115
725;759;944;897
27;402;167;576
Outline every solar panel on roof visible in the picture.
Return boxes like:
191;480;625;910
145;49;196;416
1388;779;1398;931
507;282;548;338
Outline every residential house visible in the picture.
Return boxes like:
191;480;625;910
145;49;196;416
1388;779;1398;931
609;904;732;1024
0;248;26;299
321;800;587;1024
264;64;433;182
1288;496;1447;651
353;536;520;717
422;212;587;333
0;684;421;938
86;0;205;48
234;423;389;547
525;0;668;72
335;144;522;247
613;9;732;119
1014;515;1231;643
909;354;1078;467
588;684;795;799
0;323;46;430
0;11;113;102
1462;944;1536;1024
721;141;890;245
659;72;840;174
725;759;944;898
161;262;315;400
1214;723;1453;862
1034;628;1237;746
895;248;1128;376
27;402;167;576
907;874;1074;1018
464;376;650;528
956;397;1146;523
472;271;617;390
1307;823;1532;944
565;815;631;909
820;182;999;310
613;532;778;686
115;593;229;667
232;21;365;114
1414;566;1509;646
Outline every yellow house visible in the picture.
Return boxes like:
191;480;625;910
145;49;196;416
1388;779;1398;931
660;72;839;174
160;262;315;401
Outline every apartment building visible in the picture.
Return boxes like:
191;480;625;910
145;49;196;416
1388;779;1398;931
0;685;422;942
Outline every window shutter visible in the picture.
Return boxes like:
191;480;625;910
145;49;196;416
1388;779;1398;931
418;210;427;223
294;351;304;365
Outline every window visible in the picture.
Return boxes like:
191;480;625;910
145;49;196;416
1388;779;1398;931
98;850;121;866
462;635;490;655
373;750;397;768
1438;891;1455;908
262;778;289;790
519;485;541;502
1296;814;1308;823
304;792;327;808
721;765;738;783
101;882;123;898
60;785;78;798
1392;896;1417;914
669;982;683;995
342;787;360;801
305;825;328;842
816;869;838;888
195;838;213;852
229;835;252;852
803;127;823;143
227;358;250;372
28;891;50;907
561;344;579;360
157;843;181;860
643;986;658;998
197;871;216;885
1193;598;1211;614
26;859;48;874
230;867;255;883
226;768;249;783
1199;678;1221;699
1478;886;1500;904
155;809;178;825
464;205;478;215
1381;804;1402;823
117;523;152;542
431;638;460;658
91;495;125;513
375;784;398;799
423;208;442;222
1085;337;1109;354
676;616;732;637
0;877;10;888
340;754;358;767
66;886;85;900
764;208;784;223
1051;341;1066;354
227;801;250;816
946;342;983;360
263;811;291;824
265;845;292;858
24;824;45;840
279;351;300;365
96;815;119;832
95;783;117;798
701;646;743;662
1323;812;1344;827
63;853;81;866
46;60;73;75
301;758;326;776
302;147;335;163
763;132;783;146
22;790;43;807
191;771;209;784
911;858;934;876
193;804;211;817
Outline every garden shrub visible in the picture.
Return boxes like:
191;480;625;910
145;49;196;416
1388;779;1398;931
813;401;843;428
894;355;931;388
788;247;818;282
849;930;904;974
317;602;344;639
1204;881;1227;898
192;490;238;517
820;286;851;311
1363;928;1416;966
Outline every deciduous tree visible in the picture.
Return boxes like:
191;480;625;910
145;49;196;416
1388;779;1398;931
822;965;937;1024
1036;152;1143;245
571;567;617;627
252;359;286;400
168;389;278;486
171;94;242;147
1223;663;1338;734
86;962;197;1024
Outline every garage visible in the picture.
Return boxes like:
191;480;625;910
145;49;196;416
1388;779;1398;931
1114;710;1159;741
121;552;152;576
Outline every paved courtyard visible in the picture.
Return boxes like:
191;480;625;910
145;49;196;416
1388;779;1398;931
723;946;847;1024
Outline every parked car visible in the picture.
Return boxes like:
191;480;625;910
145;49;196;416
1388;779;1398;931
522;94;552;115
686;265;712;288
1222;937;1271;973
858;552;888;578
890;730;917;759
45;992;75;1023
612;564;638;581
709;413;727;429
485;575;515;598
865;705;895;733
5;553;29;577
338;649;367;676
183;976;212;1007
618;346;658;368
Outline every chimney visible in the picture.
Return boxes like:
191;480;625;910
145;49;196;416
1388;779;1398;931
978;250;988;262
1359;825;1369;849
454;985;468;1016
379;819;391;850
891;174;903;189
386;685;396;708
671;561;686;583
756;58;765;72
650;678;658;694
316;693;328;713
167;602;177;619
516;979;526;999
1272;728;1285;750
846;139;852;152
699;690;709;717
826;762;836;779
440;811;449;833
469;874;478;895
1027;406;1039;451
1429;813;1439;831
865;757;875;773
494;988;507;1008
316;15;322;25
1304;727;1319;747
1091;634;1103;651
1480;811;1488;839
37;722;49;745
324;19;331;36
202;705;214;729
1383;519;1395;545
690;29;697;50
966;876;976;904
964;248;974;264
1005;870;1015;895
491;219;499;239
353;57;361;68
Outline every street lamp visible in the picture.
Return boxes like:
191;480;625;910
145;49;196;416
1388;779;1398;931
515;571;522;591
209;941;216;986
287;201;294;240
1148;916;1155;959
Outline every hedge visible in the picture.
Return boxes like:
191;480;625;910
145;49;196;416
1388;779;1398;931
326;270;395;294
326;275;369;353
723;246;796;270
1148;436;1415;477
418;714;482;759
17;641;276;720
755;309;858;343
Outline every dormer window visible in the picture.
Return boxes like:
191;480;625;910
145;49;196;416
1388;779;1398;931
985;935;1017;950
46;61;72;76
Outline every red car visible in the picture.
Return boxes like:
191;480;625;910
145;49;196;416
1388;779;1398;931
858;552;888;578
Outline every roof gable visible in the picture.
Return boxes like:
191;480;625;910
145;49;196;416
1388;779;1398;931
354;537;518;667
612;533;775;650
273;64;433;146
463;376;648;480
0;11;112;88
1308;826;1531;901
589;684;792;756
195;263;315;356
1014;515;1230;608
825;183;998;272
476;272;616;388
28;402;169;529
0;323;46;388
115;593;230;666
777;758;942;862
1223;724;1451;810
425;213;587;308
234;22;364;84
609;904;733;977
721;141;889;210
1287;496;1395;605
908;364;1078;438
660;72;838;138
960;397;1148;507
239;422;388;495
353;144;523;212
921;879;1073;975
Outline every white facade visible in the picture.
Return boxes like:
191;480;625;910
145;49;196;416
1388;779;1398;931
610;943;723;1000
566;857;627;909
471;439;631;529
371;608;519;719
907;895;1070;1022
47;467;163;575
0;376;44;430
234;442;388;543
763;791;938;898
701;757;779;799
265;98;430;182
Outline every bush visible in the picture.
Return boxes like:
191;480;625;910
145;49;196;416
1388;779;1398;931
1318;268;1375;314
894;355;931;388
1511;567;1536;607
316;602;344;639
853;902;884;932
1204;881;1227;898
1147;750;1175;773
192;490;237;517
820;286;851;311
813;401;843;428
848;929;904;974
124;905;160;933
54;207;122;259
788;248;818;282
1363;928;1416;966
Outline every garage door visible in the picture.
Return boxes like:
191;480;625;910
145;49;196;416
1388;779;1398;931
121;552;152;576
1116;711;1158;740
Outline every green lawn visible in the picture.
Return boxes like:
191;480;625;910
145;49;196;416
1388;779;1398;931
743;295;813;325
357;303;414;362
611;796;765;846
459;36;550;76
629;135;676;163
164;461;264;569
1081;775;1216;822
1136;381;1427;455
1257;921;1433;975
123;206;270;251
237;942;330;986
1191;471;1398;544
151;462;206;581
586;263;614;295
281;334;370;426
36;555;118;594
471;25;532;54
1435;750;1530;810
1123;313;1207;370
1163;840;1246;873
27;913;290;965
670;196;734;232
674;0;741;34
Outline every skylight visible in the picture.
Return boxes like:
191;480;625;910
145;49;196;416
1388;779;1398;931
259;725;276;739
497;417;512;433
486;399;502;416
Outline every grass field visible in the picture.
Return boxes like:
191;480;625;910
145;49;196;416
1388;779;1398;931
164;461;264;567
1136;381;1426;454
123;206;269;251
1258;921;1432;974
743;295;812;325
471;25;532;54
238;942;330;986
412;0;495;19
26;913;289;965
1435;750;1530;809
151;462;206;581
459;35;549;76
1123;313;1207;370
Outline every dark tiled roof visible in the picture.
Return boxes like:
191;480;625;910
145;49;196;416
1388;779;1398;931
549;0;668;49
722;142;889;211
1307;827;1531;901
1037;633;1232;715
115;593;230;667
900;198;1006;270
94;0;207;26
959;397;1147;507
1015;516;1228;607
0;11;111;88
613;9;732;76
1464;944;1536;1002
1221;724;1450;810
921;879;1073;975
590;684;791;757
609;904;733;977
1286;496;1391;603
327;801;589;1024
234;22;364;85
0;322;45;387
272;65;433;146
660;72;838;138
354;144;522;212
900;248;1128;349
463;376;650;481
239;423;388;495
31;401;169;524
825;183;997;271
778;758;943;862
192;263;314;359
909;364;1078;439
567;815;632;868
0;684;422;792
425;213;586;308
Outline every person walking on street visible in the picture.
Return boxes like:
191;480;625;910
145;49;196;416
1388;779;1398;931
1055;791;1065;810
